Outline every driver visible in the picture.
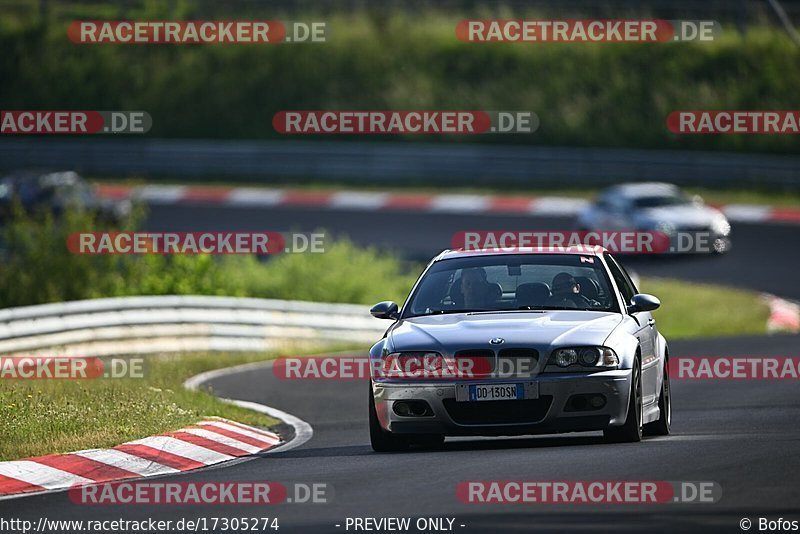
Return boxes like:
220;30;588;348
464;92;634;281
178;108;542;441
460;267;499;308
546;272;601;308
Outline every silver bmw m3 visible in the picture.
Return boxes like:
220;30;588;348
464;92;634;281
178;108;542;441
368;246;671;451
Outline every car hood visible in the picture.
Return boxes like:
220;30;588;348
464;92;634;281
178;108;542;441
636;204;723;228
389;311;623;353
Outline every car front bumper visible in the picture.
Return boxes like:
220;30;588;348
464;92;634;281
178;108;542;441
372;370;632;436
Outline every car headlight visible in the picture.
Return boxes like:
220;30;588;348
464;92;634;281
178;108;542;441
552;348;578;367
711;216;731;236
548;347;618;369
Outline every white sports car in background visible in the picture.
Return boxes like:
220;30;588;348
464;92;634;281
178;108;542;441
576;182;731;254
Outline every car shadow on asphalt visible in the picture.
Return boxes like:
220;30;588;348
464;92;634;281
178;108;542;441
257;433;620;459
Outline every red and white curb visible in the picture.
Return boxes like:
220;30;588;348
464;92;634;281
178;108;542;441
0;417;281;499
96;184;800;224
764;295;800;333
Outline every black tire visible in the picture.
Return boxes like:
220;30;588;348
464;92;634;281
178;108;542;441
369;382;409;452
644;360;671;436
604;358;643;443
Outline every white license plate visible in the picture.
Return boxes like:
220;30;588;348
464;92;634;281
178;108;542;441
469;383;523;402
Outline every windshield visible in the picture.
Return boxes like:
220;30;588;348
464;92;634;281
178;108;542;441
632;194;691;209
403;254;619;318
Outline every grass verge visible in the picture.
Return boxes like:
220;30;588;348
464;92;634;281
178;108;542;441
0;345;357;461
640;276;771;339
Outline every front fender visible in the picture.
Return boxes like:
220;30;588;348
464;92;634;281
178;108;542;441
604;328;640;370
369;339;387;359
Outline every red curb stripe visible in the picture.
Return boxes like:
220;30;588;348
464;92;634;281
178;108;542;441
281;190;334;206
769;208;800;222
384;194;434;210
181;186;234;202
187;425;276;449
0;474;46;495
31;454;140;483
167;431;251;457
213;419;280;440
112;444;207;471
489;196;536;213
94;184;133;199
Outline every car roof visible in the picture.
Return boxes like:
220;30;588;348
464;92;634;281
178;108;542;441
435;246;608;261
606;182;681;199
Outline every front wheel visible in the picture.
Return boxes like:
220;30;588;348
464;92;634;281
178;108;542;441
369;382;409;452
604;360;643;443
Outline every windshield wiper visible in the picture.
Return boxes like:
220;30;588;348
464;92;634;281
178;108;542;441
405;308;486;318
517;306;610;312
428;308;486;315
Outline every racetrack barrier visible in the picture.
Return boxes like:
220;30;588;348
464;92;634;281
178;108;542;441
0;296;386;357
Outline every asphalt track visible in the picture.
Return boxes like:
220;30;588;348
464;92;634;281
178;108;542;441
144;204;800;298
1;203;798;533
2;333;799;533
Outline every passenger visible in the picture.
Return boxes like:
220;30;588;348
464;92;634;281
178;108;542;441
547;272;601;308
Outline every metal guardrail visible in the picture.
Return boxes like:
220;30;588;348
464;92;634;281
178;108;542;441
0;295;386;356
1;139;799;188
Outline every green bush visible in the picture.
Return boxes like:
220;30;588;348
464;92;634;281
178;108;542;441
225;239;417;305
0;208;418;307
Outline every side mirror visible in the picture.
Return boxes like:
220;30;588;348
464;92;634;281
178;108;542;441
370;301;399;320
627;293;660;313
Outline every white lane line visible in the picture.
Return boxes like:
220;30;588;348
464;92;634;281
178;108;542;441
128;436;235;464
0;461;94;489
72;449;179;477
179;428;263;454
227;400;312;454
